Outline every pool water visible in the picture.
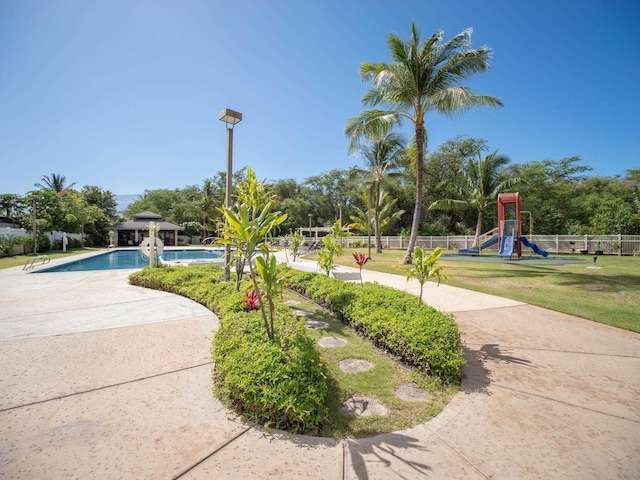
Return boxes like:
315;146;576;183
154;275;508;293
37;249;223;272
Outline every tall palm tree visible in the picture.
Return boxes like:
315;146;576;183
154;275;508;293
349;132;407;253
35;173;76;193
429;148;520;246
194;179;218;236
345;22;503;263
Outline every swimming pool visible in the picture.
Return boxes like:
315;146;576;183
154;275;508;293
37;249;224;272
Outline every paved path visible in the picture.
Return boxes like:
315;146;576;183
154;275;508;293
0;252;639;479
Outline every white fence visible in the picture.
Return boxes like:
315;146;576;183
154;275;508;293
340;234;640;255
1;227;83;244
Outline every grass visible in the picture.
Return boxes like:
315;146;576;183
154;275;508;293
284;290;457;438
0;248;104;270
305;248;640;333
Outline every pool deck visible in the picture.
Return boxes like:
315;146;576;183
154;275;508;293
1;251;639;479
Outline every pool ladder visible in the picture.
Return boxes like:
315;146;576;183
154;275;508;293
23;255;51;270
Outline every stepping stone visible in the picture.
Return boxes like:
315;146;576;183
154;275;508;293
305;320;330;329
395;382;430;402
341;395;388;417
339;358;373;373
283;300;300;306
318;336;348;348
292;309;310;316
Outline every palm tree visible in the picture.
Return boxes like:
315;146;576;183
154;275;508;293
346;22;503;263
349;132;407;253
35;173;76;193
429;148;520;247
193;179;218;237
349;189;405;236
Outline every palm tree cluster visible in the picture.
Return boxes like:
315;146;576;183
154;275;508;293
346;21;503;263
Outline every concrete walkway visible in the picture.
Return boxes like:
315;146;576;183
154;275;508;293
1;252;639;479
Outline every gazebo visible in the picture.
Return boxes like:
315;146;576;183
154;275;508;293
108;211;183;247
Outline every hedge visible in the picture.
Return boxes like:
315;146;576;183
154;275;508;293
283;268;465;385
129;265;328;435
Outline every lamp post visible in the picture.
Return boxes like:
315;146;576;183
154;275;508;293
308;214;312;245
365;182;373;259
30;195;38;255
219;108;242;282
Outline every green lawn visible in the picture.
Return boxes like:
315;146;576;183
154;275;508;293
309;248;640;333
0;248;104;270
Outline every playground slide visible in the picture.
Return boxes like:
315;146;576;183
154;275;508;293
519;236;548;257
498;235;515;257
458;234;499;255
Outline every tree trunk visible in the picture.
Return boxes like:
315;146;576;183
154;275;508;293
473;210;484;248
403;122;425;264
375;180;382;254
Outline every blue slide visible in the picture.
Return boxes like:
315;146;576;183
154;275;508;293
519;236;548;257
499;235;515;257
458;234;499;255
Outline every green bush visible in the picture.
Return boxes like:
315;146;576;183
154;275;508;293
129;265;328;435
284;268;465;385
0;235;16;257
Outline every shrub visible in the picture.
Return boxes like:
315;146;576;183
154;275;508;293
129;265;328;435
0;235;16;257
283;268;465;385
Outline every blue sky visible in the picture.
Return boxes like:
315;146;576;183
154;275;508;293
1;0;639;196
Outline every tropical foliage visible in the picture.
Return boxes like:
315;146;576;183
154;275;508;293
346;21;503;263
349;132;407;253
429;148;520;246
395;247;447;306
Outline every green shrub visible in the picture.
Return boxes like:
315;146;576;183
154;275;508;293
129;265;328;435
0;235;16;257
284;268;465;385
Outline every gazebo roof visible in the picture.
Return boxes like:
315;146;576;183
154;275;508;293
132;211;163;220
108;211;183;231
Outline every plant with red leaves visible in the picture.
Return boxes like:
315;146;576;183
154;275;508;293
352;252;371;285
242;288;260;310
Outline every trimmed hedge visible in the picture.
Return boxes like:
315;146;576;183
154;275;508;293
129;265;328;435
284;268;465;385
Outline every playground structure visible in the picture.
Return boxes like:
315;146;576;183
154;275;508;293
459;192;548;259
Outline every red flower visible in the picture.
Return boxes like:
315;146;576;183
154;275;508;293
352;252;371;268
242;288;260;310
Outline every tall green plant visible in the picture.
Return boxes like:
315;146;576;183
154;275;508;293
395;246;447;306
287;229;305;262
346;22;502;263
220;168;286;340
317;220;346;276
221;203;287;340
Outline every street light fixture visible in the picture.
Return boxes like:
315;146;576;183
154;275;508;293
365;182;374;259
219;108;242;282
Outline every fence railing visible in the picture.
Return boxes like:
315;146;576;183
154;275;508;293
337;234;640;255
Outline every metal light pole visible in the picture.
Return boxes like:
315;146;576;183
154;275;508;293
219;108;242;282
30;195;38;255
365;182;373;259
308;214;312;245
